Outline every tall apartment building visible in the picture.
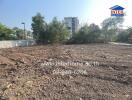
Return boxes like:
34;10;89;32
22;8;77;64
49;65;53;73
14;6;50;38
64;17;79;36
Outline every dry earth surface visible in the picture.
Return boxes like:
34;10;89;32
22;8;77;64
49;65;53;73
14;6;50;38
0;44;132;100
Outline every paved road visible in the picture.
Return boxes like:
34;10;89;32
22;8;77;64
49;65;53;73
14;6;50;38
109;42;132;46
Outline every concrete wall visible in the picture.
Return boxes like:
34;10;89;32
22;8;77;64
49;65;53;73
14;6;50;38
0;40;36;48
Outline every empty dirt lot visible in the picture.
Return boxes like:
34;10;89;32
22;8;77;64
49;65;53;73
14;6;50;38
0;44;132;100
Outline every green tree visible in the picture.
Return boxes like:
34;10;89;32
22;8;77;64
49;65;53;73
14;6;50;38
127;27;132;43
48;17;70;43
0;23;15;40
31;13;47;41
117;30;129;42
117;27;132;43
89;23;100;33
13;27;24;39
101;17;124;42
70;24;101;44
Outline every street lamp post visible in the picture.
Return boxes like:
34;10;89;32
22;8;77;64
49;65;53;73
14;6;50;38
21;22;26;39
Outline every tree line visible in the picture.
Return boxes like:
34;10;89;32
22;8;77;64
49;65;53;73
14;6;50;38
0;23;32;40
32;13;132;44
0;12;132;44
31;13;69;44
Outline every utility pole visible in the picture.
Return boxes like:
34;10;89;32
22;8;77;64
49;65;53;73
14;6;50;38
21;22;26;39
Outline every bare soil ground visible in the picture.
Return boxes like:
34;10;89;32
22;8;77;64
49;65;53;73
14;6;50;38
0;44;132;100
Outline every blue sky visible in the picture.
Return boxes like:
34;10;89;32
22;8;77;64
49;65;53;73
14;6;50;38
0;0;132;30
0;0;91;30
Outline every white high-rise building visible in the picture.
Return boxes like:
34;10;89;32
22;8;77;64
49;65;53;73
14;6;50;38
64;17;79;36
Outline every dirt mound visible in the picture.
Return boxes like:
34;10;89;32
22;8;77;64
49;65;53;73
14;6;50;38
7;53;35;65
0;55;15;65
